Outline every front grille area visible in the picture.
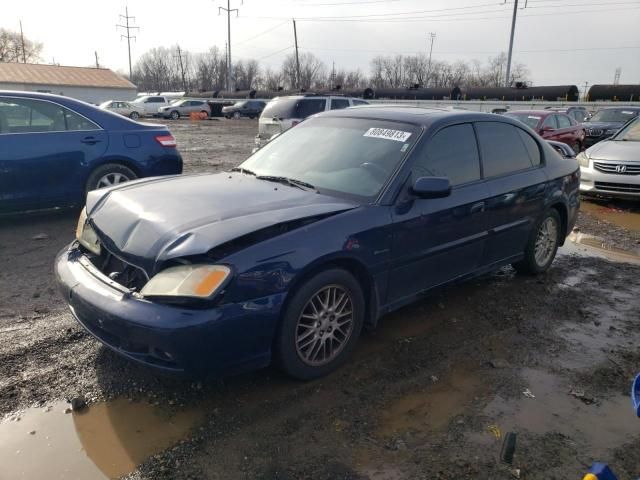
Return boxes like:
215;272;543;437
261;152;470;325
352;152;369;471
88;249;148;291
594;181;640;193
594;162;640;175
587;128;603;136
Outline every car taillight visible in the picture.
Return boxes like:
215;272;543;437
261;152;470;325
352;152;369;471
155;134;177;147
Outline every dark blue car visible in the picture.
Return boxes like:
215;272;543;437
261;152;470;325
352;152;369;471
55;106;580;380
0;91;182;213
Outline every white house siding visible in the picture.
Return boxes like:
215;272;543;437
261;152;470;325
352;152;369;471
0;82;137;105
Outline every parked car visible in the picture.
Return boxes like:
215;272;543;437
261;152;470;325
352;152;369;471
222;100;266;119
504;110;586;152
99;100;142;120
130;95;171;116
256;94;369;147
0;91;183;213
547;140;577;158
545;106;590;123
582;107;640;147
578;115;640;198
158;99;211;120
57;106;579;380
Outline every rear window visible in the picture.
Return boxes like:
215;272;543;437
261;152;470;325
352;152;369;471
262;97;326;119
475;122;537;178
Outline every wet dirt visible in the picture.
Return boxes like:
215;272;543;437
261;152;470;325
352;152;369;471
0;399;203;480
1;120;640;479
580;197;640;233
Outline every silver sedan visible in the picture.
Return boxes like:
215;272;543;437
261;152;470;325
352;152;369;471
157;99;211;119
579;117;640;199
99;100;141;120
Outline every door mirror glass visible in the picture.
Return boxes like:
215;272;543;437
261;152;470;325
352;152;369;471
411;177;451;199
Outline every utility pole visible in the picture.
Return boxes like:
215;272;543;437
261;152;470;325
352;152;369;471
583;82;589;102
613;67;621;85
19;21;26;63
117;7;139;79
293;19;301;90
175;45;188;92
219;0;240;92
331;61;336;89
505;0;519;87
426;32;436;87
95;51;100;68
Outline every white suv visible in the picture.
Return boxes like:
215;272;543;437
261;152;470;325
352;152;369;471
131;95;171;116
256;95;368;146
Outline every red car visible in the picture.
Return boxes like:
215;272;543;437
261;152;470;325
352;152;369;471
504;110;586;152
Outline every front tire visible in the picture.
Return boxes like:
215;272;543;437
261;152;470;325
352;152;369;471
170;110;180;120
276;269;365;380
86;164;137;193
513;209;561;274
233;111;241;119
129;111;140;120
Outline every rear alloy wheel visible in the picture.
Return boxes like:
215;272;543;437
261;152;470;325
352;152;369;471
170;110;180;120
276;269;364;380
233;111;241;119
129;111;140;120
86;164;137;193
572;141;582;154
513;209;561;274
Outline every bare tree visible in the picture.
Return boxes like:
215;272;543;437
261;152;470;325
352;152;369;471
282;52;325;90
0;28;42;63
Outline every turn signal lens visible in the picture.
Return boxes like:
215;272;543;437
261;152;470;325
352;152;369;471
141;265;231;299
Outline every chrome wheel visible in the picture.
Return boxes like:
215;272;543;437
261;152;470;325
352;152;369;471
534;217;558;267
96;172;130;189
295;285;354;367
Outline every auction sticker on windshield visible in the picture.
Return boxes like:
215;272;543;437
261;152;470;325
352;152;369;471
363;128;412;142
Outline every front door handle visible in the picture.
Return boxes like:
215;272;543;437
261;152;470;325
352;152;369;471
81;136;101;145
470;201;485;214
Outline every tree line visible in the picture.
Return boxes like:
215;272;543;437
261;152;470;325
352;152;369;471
0;28;42;63
130;45;530;93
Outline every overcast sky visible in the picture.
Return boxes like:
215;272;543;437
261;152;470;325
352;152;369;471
2;0;639;87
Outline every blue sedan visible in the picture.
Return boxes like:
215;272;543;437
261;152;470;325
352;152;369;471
55;106;580;380
0;91;182;213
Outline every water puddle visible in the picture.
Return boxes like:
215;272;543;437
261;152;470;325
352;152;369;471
581;199;640;233
379;365;483;437
561;232;640;264
0;398;204;479
470;368;632;457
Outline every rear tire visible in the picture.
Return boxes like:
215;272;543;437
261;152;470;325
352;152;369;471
200;110;209;119
233;111;241;119
512;209;561;275
275;269;365;380
86;164;137;193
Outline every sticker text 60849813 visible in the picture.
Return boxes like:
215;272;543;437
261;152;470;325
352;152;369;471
363;128;412;142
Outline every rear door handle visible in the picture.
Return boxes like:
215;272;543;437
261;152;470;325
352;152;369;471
470;201;485;214
81;136;101;145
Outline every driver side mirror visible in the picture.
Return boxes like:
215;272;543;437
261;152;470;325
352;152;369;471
410;177;451;199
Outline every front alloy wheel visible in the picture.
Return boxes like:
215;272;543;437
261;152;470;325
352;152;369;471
276;269;364;380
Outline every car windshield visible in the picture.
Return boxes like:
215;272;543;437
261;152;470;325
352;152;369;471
589;109;638;123
238;117;420;201
504;112;541;129
262;98;299;118
99;101;112;108
234;101;247;107
612;117;640;141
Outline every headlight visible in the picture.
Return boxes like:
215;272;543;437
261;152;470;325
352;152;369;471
140;265;231;299
576;151;589;168
76;208;101;255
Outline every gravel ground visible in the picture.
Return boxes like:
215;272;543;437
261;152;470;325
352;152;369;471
1;118;640;480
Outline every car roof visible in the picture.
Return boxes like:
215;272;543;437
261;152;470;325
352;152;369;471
315;104;518;128
596;106;640;111
270;95;360;100
505;110;554;116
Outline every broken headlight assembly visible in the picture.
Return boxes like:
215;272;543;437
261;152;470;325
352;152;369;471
75;208;101;255
140;265;231;300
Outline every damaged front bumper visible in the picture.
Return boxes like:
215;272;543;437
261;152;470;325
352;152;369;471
54;243;284;375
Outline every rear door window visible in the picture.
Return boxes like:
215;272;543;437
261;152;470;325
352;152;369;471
557;115;571;129
475;122;536;177
295;99;326;118
330;99;350;110
413;124;481;186
542;115;557;129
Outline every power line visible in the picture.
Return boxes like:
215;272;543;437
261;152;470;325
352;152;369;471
116;7;139;78
256;45;293;61
235;20;289;46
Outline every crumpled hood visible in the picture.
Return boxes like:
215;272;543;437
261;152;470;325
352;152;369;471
86;173;356;274
586;139;640;161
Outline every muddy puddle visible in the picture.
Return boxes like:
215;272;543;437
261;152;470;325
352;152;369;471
562;231;640;264
470;368;632;458
581;199;640;233
0;398;204;479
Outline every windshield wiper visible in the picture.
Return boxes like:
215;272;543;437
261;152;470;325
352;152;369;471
231;167;256;176
256;175;317;192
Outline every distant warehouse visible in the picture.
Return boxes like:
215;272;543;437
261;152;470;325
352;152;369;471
0;63;137;105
